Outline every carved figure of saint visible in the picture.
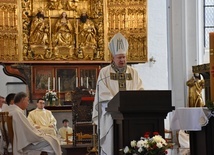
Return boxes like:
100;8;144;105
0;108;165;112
79;11;97;47
186;73;205;107
53;12;74;47
29;10;49;45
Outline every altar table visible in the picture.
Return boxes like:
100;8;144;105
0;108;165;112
170;107;214;155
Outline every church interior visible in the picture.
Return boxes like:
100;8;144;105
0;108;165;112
0;0;213;154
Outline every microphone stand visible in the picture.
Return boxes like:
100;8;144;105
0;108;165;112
97;81;101;155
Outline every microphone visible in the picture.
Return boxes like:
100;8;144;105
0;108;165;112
96;75;110;154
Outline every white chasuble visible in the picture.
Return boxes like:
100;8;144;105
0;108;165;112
92;65;144;155
27;108;57;136
7;105;61;155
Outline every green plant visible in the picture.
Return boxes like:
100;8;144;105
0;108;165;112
205;100;214;111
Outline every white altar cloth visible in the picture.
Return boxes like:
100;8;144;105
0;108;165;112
170;107;210;131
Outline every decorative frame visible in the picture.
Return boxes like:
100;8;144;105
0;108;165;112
32;67;54;94
56;68;77;92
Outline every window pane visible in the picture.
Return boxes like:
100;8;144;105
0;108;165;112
205;7;214;26
205;28;214;48
205;0;214;5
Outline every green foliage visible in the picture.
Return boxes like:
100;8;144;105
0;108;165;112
205;100;214;111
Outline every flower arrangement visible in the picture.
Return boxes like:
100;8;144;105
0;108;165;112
44;90;58;106
121;132;171;155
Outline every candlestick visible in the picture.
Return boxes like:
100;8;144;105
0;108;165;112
76;77;78;87
53;77;55;90
48;77;50;90
58;92;61;106
58;77;61;92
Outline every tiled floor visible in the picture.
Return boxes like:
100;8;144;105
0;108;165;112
167;146;190;155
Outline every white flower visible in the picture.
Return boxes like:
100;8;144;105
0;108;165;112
123;146;129;153
44;90;58;101
130;140;136;147
153;135;165;143
138;147;143;153
121;133;170;155
156;142;163;148
137;139;148;148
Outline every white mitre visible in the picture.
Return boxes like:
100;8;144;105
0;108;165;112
108;32;129;56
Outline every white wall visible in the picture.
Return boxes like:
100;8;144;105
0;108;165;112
134;0;169;90
0;65;23;97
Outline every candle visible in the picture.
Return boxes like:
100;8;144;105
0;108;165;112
53;77;55;90
86;77;89;88
48;77;50;90
76;77;78;87
58;77;61;92
81;77;83;86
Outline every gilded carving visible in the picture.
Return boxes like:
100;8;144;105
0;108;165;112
107;0;147;62
0;0;148;62
29;10;49;45
78;11;97;60
18;0;105;61
0;2;18;61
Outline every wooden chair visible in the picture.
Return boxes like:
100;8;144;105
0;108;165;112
72;87;94;146
165;129;173;143
65;131;73;144
0;112;48;155
0;111;13;155
77;132;93;144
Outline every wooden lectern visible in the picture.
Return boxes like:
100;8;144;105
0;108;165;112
106;90;174;155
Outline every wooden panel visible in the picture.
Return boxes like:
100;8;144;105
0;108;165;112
190;117;214;155
107;91;174;155
31;65;99;100
210;32;214;101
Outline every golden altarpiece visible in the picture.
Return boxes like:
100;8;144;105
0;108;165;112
0;0;147;152
0;0;147;100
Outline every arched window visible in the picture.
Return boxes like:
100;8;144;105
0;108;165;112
204;0;214;48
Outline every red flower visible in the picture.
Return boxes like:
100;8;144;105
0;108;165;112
144;133;150;138
153;132;159;135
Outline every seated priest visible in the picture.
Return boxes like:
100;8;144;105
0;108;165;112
7;92;61;155
28;98;57;136
6;93;16;105
58;119;73;142
92;32;144;155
